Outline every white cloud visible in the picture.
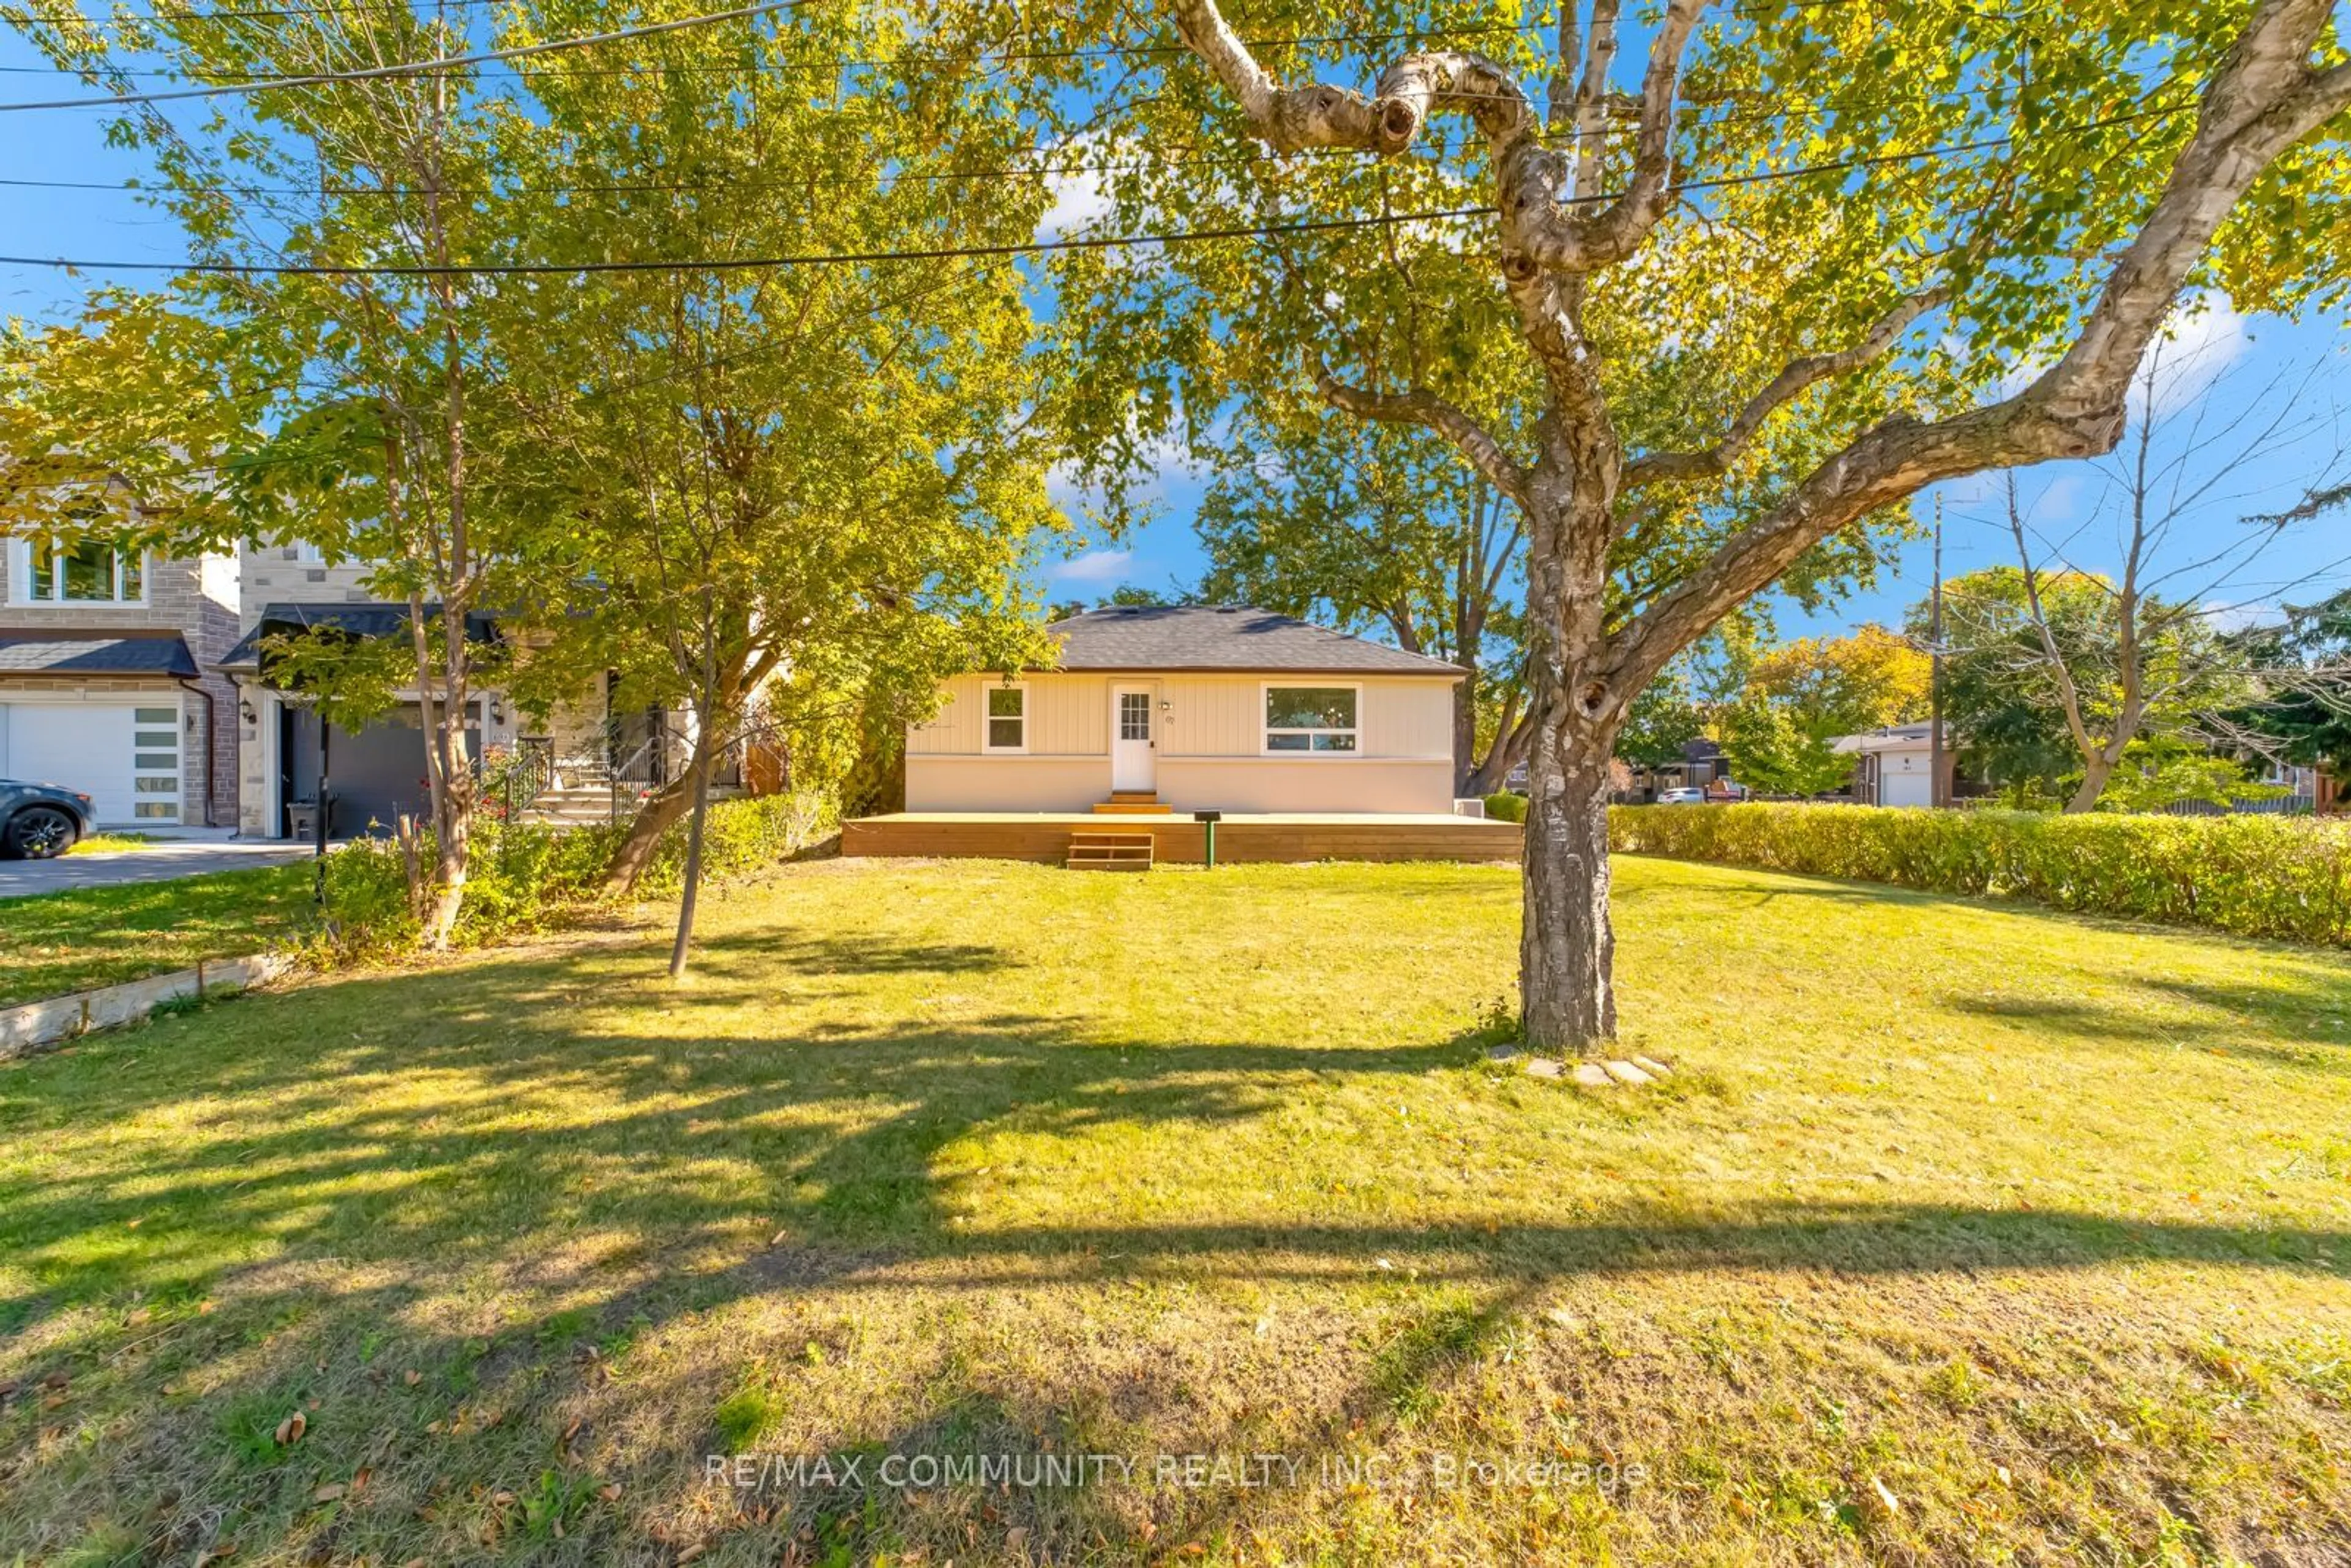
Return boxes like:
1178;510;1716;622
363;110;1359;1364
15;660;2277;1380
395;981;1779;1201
2201;598;2276;635
1049;548;1136;583
1984;290;2252;409
2136;291;2252;419
1037;165;1112;239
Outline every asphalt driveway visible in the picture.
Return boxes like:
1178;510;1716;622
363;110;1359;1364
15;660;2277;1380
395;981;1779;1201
0;841;313;899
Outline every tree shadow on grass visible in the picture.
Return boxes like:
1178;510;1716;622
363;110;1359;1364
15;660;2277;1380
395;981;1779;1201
5;920;2350;1562
1946;958;2351;1073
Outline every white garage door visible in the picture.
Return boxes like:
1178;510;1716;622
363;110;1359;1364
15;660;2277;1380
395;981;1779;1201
1880;768;1933;808
0;701;179;826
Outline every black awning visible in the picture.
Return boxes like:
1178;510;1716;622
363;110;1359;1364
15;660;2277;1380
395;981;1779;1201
217;601;500;678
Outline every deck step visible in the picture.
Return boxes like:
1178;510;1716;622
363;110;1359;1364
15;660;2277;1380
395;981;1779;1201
1092;801;1174;814
1067;826;1155;871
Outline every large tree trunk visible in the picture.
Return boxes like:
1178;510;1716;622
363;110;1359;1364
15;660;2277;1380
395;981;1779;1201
1452;661;1479;796
1520;708;1618;1052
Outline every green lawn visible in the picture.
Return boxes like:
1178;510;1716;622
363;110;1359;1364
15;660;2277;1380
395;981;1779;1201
0;861;318;1008
2;855;2347;1564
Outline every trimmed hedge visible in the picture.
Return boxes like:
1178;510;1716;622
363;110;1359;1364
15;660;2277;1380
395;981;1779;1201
318;788;838;957
1483;791;1529;824
1610;802;2351;947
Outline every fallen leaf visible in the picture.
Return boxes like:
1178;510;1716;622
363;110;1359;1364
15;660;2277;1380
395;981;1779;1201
352;1466;373;1493
194;1547;237;1566
677;1546;706;1564
563;1417;583;1442
312;1483;347;1502
40;1370;68;1390
1994;1465;2012;1486
274;1412;306;1446
492;1490;517;1507
1005;1527;1029;1551
597;1482;621;1501
403;1370;422;1387
1870;1475;1902;1515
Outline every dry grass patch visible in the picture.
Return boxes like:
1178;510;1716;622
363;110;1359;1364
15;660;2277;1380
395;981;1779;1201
1;855;2347;1564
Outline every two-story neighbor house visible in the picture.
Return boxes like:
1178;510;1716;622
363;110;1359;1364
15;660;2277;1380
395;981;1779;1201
0;533;241;828
219;539;531;839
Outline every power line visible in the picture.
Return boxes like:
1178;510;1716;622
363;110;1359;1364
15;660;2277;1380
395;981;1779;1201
0;0;821;111
0;18;1548;78
0;99;2191;278
0;201;1498;274
0;82;2045;203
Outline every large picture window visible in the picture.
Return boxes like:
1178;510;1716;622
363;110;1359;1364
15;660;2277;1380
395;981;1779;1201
983;684;1027;752
10;537;145;606
1265;686;1358;753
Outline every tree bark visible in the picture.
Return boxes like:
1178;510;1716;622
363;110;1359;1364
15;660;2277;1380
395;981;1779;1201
668;717;713;981
2065;756;2115;814
1452;661;1479;795
1521;708;1618;1051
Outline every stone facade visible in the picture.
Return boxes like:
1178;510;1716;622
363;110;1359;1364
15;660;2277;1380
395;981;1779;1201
0;541;241;828
232;541;531;838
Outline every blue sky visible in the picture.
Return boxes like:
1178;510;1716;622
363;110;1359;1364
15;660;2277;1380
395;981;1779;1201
7;24;2349;646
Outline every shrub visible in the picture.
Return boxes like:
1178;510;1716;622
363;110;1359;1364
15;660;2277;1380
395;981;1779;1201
317;787;838;959
1609;803;2351;947
1483;791;1528;824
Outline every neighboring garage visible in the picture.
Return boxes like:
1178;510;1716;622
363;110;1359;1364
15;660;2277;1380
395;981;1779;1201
0;635;202;828
221;602;503;839
282;701;481;838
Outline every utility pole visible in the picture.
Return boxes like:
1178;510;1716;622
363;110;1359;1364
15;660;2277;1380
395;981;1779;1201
1929;493;1947;809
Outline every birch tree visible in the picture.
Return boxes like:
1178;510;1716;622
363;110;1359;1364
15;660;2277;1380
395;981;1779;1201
1065;0;2351;1051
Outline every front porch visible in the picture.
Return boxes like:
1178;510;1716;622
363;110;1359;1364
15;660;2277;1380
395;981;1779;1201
840;810;1523;866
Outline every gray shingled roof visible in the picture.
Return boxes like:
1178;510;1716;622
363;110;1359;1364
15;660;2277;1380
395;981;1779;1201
1043;606;1463;677
0;633;198;678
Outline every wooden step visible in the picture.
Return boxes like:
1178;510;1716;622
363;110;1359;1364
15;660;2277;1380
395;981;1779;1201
1092;801;1174;814
1109;790;1158;801
1067;827;1154;871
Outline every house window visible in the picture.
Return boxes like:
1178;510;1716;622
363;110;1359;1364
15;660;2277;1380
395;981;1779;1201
1265;686;1358;753
983;685;1026;752
1119;691;1150;741
10;536;146;605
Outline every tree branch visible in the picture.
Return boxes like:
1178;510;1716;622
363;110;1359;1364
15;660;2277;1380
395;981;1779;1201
1610;0;2351;692
1315;360;1532;510
1623;285;1951;488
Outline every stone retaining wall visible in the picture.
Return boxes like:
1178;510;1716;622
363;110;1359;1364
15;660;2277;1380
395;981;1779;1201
0;953;288;1061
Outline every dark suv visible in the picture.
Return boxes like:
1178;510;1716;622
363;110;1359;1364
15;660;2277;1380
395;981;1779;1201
0;780;96;860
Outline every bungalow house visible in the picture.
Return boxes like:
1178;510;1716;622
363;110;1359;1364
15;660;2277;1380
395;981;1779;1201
1833;719;1951;807
906;606;1466;815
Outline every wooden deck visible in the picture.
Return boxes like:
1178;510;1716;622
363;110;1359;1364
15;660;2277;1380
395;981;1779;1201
841;811;1523;865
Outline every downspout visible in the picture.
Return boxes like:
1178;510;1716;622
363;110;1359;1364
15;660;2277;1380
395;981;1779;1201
177;677;217;829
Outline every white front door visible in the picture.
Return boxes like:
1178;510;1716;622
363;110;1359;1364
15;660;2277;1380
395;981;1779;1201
1111;686;1155;792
